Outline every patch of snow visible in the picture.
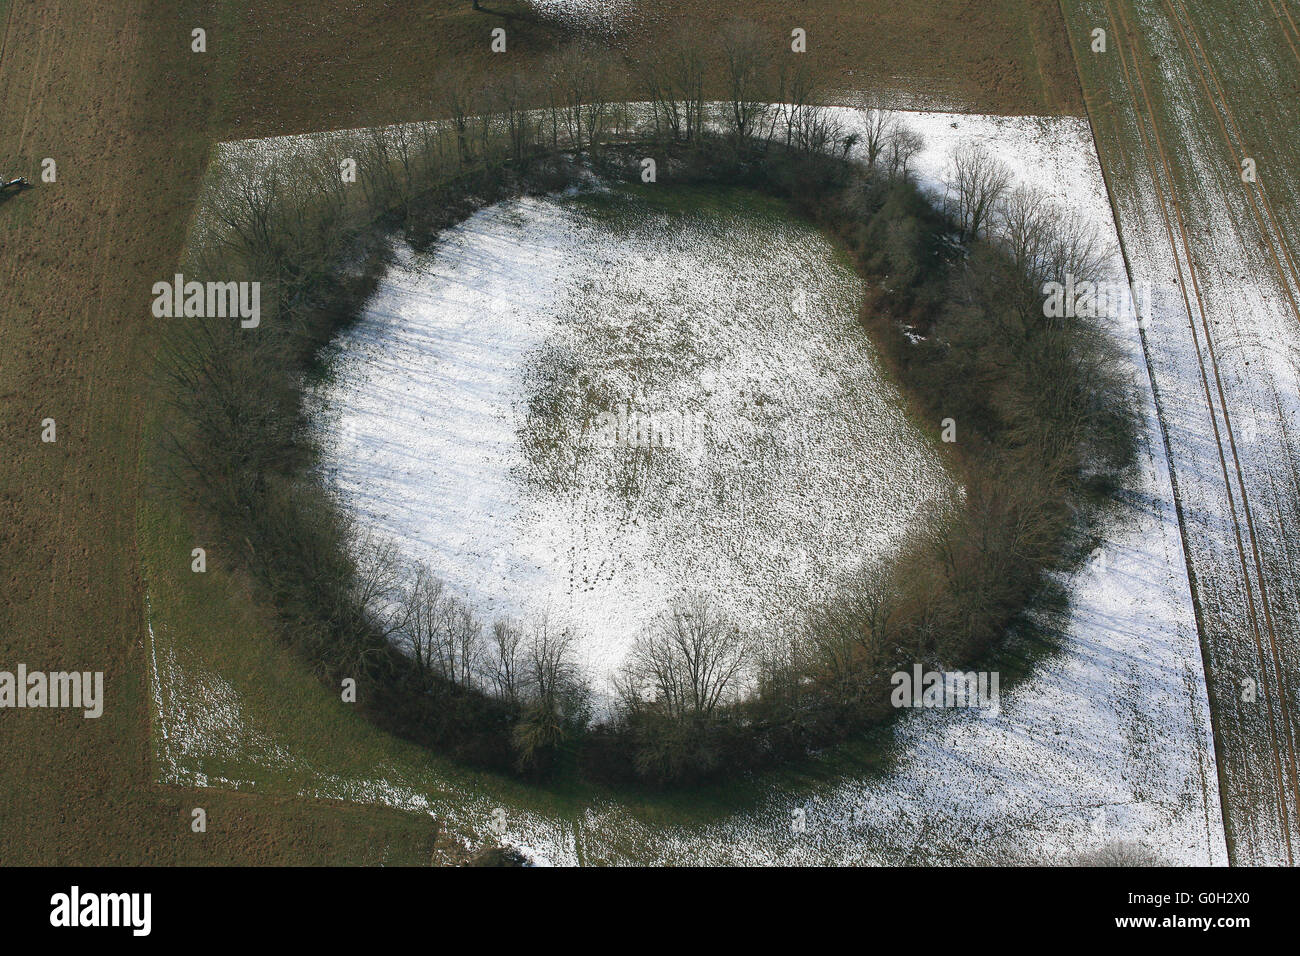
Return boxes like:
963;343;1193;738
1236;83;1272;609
309;188;951;693
524;0;641;35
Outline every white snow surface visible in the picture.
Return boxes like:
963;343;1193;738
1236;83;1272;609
181;107;1227;865
557;112;1224;865
524;0;641;35
309;186;952;691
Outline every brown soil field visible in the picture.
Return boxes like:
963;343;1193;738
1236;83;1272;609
0;0;1078;865
217;0;1082;139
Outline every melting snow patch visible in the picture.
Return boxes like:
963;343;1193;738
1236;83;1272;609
524;0;642;35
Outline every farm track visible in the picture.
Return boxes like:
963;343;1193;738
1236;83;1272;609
1069;0;1300;862
1112;0;1296;864
1264;0;1300;69
1161;0;1300;834
1163;0;1300;308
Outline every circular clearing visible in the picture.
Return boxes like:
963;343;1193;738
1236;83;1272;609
310;185;953;690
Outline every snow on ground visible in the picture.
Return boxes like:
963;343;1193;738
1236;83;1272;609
147;602;293;792
1074;6;1300;864
523;0;642;35
554;111;1225;864
162;106;1226;865
308;187;951;691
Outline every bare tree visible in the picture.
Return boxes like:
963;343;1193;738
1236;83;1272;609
393;563;484;690
993;185;1054;287
473;85;506;165
350;533;406;635
948;143;1012;241
487;619;526;703
433;72;475;166
775;62;843;154
752;621;808;710
522;619;581;712
719;20;772;142
977;185;1112;341
549;42;617;154
513;619;588;769
207;162;287;278
303;527;407;676
857;96;898;170
354;125;398;211
1064;840;1168;867
642;33;707;143
620;596;749;720
886;126;925;180
803;570;897;699
443;600;484;689
1043;205;1109;294
487;70;542;163
394;563;447;683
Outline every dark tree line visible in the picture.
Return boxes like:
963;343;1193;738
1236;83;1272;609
160;24;1134;785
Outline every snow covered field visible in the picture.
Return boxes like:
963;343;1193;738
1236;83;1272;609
556;111;1225;864
1060;0;1300;864
308;187;952;691
156;105;1227;865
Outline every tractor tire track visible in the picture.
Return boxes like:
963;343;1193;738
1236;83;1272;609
1094;0;1300;862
